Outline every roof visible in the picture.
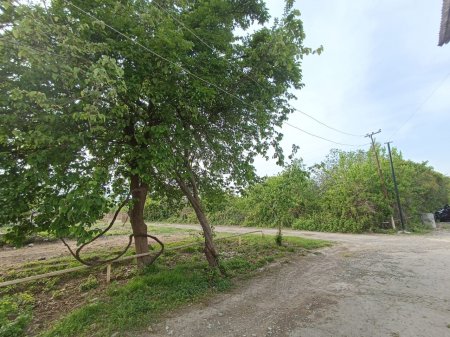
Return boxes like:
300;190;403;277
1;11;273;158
439;0;450;46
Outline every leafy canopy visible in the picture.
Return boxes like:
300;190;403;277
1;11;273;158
0;0;311;243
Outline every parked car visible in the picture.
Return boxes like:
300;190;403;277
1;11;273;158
435;204;450;222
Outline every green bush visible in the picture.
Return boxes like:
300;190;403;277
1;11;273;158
144;149;449;234
241;160;319;228
207;196;247;226
293;213;371;233
143;197;183;222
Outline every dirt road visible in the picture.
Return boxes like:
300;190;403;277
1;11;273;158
143;224;450;337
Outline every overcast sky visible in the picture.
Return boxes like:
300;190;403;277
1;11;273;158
254;0;450;177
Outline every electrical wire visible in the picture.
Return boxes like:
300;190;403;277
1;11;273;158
390;71;450;138
62;0;368;147
285;123;370;147
150;1;365;138
65;1;250;108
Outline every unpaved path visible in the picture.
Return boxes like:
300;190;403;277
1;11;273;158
0;230;195;268
140;224;450;337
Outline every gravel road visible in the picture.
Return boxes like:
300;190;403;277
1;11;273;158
142;224;450;337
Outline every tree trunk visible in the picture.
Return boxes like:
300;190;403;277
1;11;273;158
191;197;219;268
129;174;152;268
177;179;219;268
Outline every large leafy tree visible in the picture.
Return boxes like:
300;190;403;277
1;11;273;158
0;0;310;267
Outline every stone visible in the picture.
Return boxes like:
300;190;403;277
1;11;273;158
421;213;436;228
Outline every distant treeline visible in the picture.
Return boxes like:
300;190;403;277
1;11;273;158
144;148;450;233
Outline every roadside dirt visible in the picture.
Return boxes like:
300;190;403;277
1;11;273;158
138;224;450;337
3;223;450;337
0;232;191;269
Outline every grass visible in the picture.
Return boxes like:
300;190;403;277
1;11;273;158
102;222;200;236
39;234;330;337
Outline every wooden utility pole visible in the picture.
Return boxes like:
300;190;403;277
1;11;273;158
365;130;396;229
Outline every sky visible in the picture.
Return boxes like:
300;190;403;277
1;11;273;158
254;0;450;177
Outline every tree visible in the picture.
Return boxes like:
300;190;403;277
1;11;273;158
382;149;450;220
0;0;310;267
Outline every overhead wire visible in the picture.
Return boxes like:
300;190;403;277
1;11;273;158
64;1;251;109
390;70;450;138
285;123;370;147
150;1;365;138
61;0;367;147
1;3;132;108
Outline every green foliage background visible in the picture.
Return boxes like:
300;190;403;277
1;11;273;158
146;148;450;233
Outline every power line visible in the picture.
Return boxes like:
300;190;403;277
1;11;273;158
5;39;367;148
64;1;367;147
293;109;365;137
65;1;250;108
285;123;370;147
391;70;450;138
151;1;365;138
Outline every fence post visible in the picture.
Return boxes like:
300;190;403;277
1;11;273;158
106;264;112;283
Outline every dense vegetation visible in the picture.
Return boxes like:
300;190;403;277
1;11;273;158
0;0;315;267
145;148;450;233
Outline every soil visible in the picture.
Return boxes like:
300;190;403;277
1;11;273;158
137;224;450;337
0;233;189;269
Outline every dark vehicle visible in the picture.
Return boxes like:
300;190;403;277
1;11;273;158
435;204;450;222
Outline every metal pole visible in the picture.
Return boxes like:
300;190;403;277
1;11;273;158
385;142;406;231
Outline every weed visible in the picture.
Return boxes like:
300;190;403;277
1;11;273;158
265;256;275;263
42;277;60;292
0;292;34;337
79;275;99;292
51;289;66;300
275;231;283;246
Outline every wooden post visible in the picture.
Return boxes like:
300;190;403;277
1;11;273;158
106;264;111;283
238;236;242;246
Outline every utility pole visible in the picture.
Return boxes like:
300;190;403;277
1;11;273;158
385;142;406;231
365;129;396;229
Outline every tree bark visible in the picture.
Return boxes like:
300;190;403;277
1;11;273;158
129;174;152;268
176;178;219;268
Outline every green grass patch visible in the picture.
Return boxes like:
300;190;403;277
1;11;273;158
41;234;329;337
98;222;199;236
